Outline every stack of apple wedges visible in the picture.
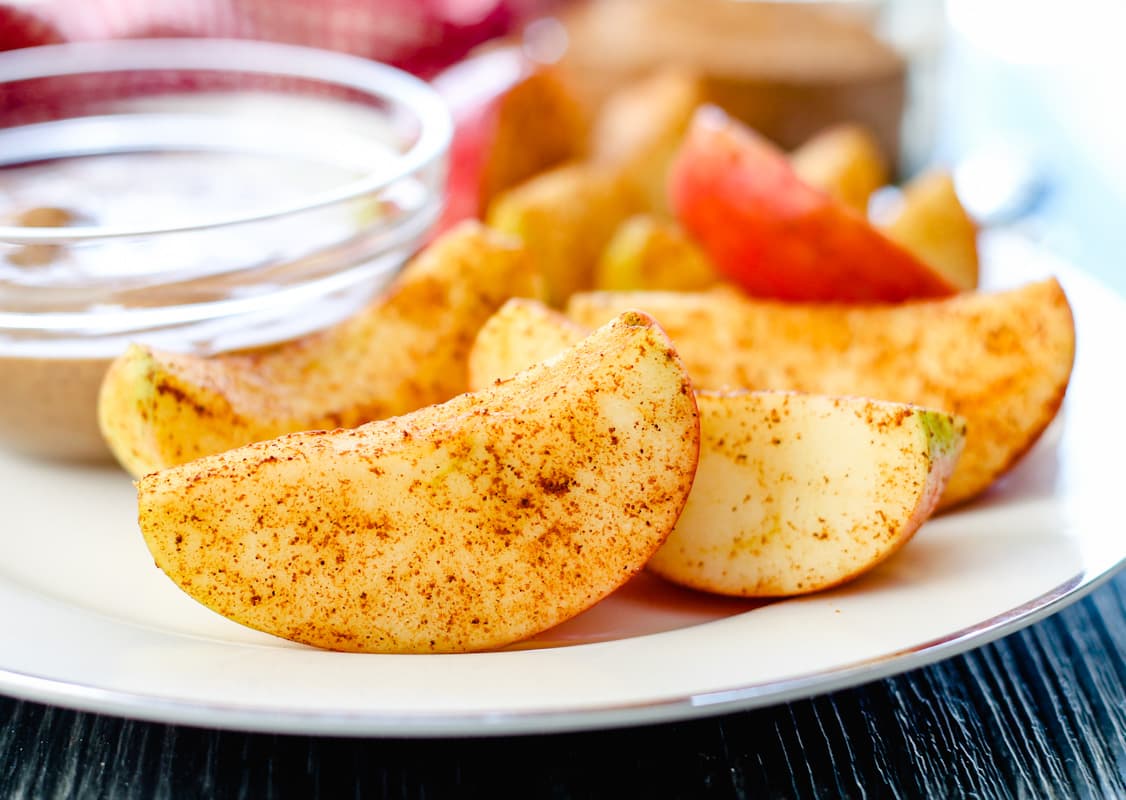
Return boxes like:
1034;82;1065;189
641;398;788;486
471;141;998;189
97;104;1076;654
134;308;701;654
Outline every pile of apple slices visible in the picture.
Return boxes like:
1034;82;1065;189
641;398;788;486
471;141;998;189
115;235;1073;656
470;299;966;598
99;224;544;478
138;311;700;654
128;260;1073;654
137;300;963;653
102;94;1077;655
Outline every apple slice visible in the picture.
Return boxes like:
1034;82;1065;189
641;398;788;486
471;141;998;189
595;215;719;292
98;222;543;478
590;67;705;216
668;107;957;302
567;279;1075;508
431;47;589;236
137;311;700;653
469;298;589;392
651;391;963;596
878;170;980;291
469;298;964;596
487;163;642;306
789;123;889;214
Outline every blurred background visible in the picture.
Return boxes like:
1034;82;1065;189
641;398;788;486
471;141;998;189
937;0;1120;287
1;0;1119;289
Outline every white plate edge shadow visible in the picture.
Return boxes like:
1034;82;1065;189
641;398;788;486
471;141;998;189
0;229;1123;736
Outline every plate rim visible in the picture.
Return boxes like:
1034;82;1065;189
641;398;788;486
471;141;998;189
0;560;1119;737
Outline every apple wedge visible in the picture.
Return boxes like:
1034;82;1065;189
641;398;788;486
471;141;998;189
469;299;964;596
137;311;701;653
878;170;980;291
432;48;589;236
567;279;1075;508
98;222;543;478
595;215;719;292
468;298;589;393
790;123;889;214
668;107;957;302
487;163;642;306
590;68;705;216
653;391;963;596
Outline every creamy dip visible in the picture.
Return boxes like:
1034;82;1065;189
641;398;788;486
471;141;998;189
0;101;418;462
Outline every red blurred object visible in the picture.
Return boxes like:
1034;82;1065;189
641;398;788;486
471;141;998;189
429;44;590;238
0;6;64;50
432;48;532;236
0;0;553;77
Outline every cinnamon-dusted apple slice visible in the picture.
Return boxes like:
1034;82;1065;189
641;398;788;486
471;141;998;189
567;279;1075;508
469;298;964;596
98;222;543;477
137;311;700;654
668;106;957;302
651;391;963;596
468;298;589;393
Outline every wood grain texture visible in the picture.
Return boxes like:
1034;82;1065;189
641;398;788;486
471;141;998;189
2;570;1125;799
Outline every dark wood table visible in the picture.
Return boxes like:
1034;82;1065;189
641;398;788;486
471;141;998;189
4;15;1125;800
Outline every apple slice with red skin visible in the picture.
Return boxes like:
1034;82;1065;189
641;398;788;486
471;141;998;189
432;47;588;238
669;107;958;302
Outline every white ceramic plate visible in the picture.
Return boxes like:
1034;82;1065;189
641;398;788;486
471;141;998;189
1;232;1122;737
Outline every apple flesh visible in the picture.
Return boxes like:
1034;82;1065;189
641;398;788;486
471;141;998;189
590;68;705;216
487;163;642;306
595;215;718;292
668;107;957;302
650;391;964;596
789;123;889;214
878;170;980;291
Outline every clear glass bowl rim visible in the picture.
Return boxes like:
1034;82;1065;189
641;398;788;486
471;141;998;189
0;38;452;243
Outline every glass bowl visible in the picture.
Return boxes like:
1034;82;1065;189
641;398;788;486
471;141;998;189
0;38;451;461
